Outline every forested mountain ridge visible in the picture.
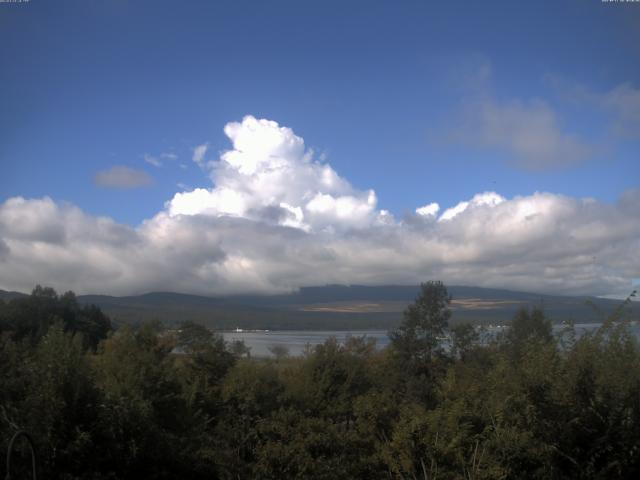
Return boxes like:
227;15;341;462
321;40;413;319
3;285;634;330
0;290;28;302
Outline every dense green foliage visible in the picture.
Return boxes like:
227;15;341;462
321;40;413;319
1;284;639;479
0;286;111;349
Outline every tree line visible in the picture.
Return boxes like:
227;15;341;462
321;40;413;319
1;282;639;479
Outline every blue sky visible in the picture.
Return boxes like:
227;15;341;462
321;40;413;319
0;0;638;296
2;0;638;223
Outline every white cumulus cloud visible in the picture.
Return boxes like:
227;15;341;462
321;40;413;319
169;116;377;232
1;117;639;298
439;192;505;221
416;203;440;217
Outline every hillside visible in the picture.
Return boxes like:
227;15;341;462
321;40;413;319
3;285;634;330
0;290;28;302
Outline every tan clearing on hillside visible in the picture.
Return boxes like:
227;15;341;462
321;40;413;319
451;298;523;310
299;301;407;313
298;298;523;313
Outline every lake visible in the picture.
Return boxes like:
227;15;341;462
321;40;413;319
222;329;391;357
222;322;640;357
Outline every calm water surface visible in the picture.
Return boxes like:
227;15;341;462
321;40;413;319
222;323;640;357
222;330;390;357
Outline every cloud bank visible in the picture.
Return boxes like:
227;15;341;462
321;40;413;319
457;97;592;169
547;76;640;139
447;63;592;170
2;116;639;297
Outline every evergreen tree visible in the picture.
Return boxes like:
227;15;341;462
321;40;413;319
389;281;451;367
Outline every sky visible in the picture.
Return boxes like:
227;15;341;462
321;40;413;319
0;0;639;297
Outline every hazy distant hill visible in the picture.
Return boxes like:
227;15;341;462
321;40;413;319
0;290;28;302
2;285;636;330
